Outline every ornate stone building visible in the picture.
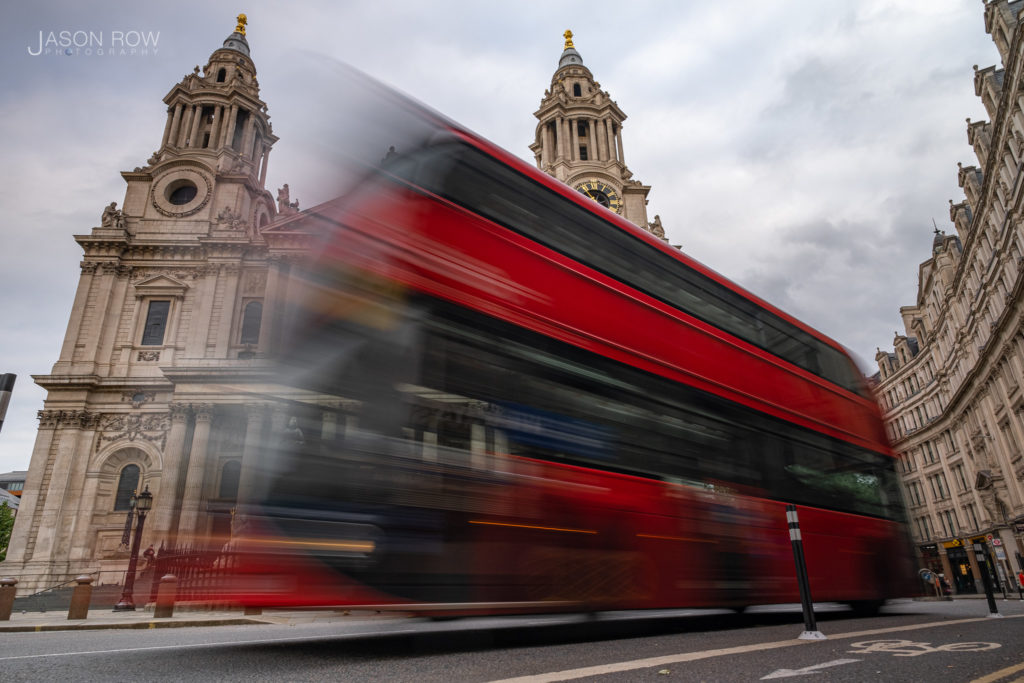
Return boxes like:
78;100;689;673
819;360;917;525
875;0;1024;594
531;31;669;241
1;23;670;593
1;18;318;592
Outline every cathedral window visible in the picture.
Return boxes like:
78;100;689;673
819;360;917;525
167;181;198;205
579;145;588;161
218;461;241;500
239;300;263;345
217;67;227;82
113;464;141;511
573;83;581;97
141;301;170;346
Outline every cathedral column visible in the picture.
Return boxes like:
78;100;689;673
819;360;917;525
149;403;191;543
28;412;94;573
59;413;104;567
166;103;183;148
568;118;577;161
94;266;131;375
235;403;266;508
160;107;175;149
554;116;565;161
544;123;554;167
185;267;216;358
601;119;612;161
209;105;223;151
2;415;59;566
80;263;119;368
214;264;241;356
240;112;256;158
187;103;204;148
259;146;271;187
587;119;597;159
616;126;625;165
176;105;194;147
176;404;213;539
56;263;99;365
222;104;239;149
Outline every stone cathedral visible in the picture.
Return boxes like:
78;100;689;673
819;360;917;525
2;22;668;592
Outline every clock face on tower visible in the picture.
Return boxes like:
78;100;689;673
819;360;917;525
575;179;623;214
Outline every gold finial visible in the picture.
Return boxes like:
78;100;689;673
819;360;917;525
563;30;574;49
235;13;248;35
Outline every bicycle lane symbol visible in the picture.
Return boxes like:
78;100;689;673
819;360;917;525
848;639;1001;657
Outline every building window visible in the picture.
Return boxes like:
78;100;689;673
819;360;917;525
943;509;959;537
953;464;968;491
239;301;263;345
573;83;582;97
218;461;241;500
114;464;140;511
217;68;227;82
141;301;170;346
579;145;588;161
966;503;979;529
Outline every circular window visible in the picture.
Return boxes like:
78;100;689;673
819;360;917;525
167;181;198;205
151;169;212;217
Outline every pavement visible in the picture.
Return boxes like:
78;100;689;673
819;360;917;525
0;605;407;633
3;594;1023;633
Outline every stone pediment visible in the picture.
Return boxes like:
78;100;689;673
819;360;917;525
133;274;189;298
261;196;348;236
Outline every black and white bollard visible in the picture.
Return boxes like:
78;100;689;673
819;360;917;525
786;504;825;640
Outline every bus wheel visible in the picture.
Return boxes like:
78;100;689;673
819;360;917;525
846;600;883;617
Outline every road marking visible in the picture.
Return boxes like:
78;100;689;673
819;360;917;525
971;661;1024;683
849;639;1000;657
488;614;1024;683
0;629;418;662
761;658;860;679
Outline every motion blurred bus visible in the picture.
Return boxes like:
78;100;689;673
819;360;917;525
214;63;915;616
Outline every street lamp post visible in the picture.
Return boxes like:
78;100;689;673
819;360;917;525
114;486;153;611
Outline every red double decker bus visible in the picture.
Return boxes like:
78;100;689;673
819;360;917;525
222;69;915;616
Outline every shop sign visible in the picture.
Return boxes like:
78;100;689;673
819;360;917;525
995;547;1007;560
943;540;962;548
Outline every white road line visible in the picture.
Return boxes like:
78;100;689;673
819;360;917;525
488;614;1024;683
0;629;418;662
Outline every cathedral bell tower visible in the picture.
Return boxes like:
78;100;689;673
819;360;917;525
531;30;654;233
122;13;279;241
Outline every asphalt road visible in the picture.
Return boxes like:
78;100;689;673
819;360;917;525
1;599;1022;682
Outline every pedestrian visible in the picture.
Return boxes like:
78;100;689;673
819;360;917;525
143;544;155;569
1017;570;1024;600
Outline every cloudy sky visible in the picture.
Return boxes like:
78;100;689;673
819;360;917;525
0;1;1001;473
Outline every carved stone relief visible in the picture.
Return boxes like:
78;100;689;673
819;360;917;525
96;413;170;452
